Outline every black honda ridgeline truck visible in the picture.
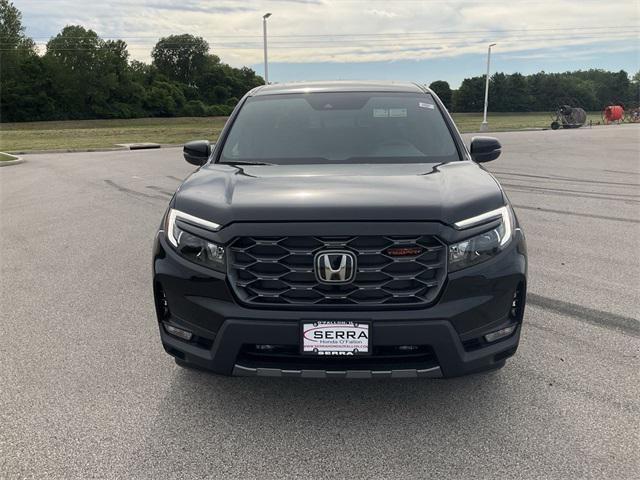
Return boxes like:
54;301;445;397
152;81;527;378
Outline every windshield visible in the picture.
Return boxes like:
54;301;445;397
219;92;459;165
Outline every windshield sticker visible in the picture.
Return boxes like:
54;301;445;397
389;108;407;118
419;102;435;109
373;108;389;118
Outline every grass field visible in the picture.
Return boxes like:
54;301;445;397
0;112;601;153
0;117;229;153
0;152;18;161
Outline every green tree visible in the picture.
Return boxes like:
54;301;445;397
0;0;42;121
1;55;55;121
505;73;532;111
182;99;207;117
45;25;101;71
453;76;485;112
143;81;186;116
130;60;159;85
488;73;509;111
43;27;148;119
0;0;34;52
572;69;630;107
196;55;262;105
429;80;452;109
43;26;103;118
628;71;640;107
90;39;142;118
152;34;209;84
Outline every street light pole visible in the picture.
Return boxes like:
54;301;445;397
480;43;496;132
262;13;272;84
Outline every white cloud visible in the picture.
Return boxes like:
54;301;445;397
369;9;399;19
15;0;640;66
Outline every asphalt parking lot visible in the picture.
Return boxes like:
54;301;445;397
1;125;638;479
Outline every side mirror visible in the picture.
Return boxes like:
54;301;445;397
183;140;212;166
470;136;501;163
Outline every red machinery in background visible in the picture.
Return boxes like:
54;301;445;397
602;105;624;124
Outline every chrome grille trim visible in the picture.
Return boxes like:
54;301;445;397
227;235;447;307
233;364;443;378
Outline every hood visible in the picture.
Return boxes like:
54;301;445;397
174;161;504;228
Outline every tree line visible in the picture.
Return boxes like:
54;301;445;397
431;69;639;113
1;0;638;123
0;1;263;122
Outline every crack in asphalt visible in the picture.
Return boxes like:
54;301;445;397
103;179;167;202
500;183;640;204
512;205;640;224
603;169;640;176
493;170;640;188
528;293;640;338
500;182;640;199
145;185;174;197
166;175;185;182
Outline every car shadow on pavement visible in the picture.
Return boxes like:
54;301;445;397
172;365;506;414
121;364;517;476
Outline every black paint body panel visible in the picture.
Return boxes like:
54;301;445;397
152;81;527;377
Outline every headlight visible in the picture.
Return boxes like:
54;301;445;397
449;206;514;272
164;208;225;272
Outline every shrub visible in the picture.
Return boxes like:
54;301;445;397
182;100;207;117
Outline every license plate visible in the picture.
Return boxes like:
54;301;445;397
301;321;370;355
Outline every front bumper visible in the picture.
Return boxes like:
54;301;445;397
153;226;527;378
160;319;522;378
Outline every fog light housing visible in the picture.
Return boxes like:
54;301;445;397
163;322;193;341
484;324;517;343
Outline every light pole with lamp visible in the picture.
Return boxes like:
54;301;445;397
262;13;272;84
480;43;496;132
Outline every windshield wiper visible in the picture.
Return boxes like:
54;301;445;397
221;160;273;166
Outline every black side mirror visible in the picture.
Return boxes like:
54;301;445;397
183;140;212;166
470;136;501;163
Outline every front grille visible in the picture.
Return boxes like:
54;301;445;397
227;235;447;307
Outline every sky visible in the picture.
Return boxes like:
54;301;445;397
14;0;640;87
